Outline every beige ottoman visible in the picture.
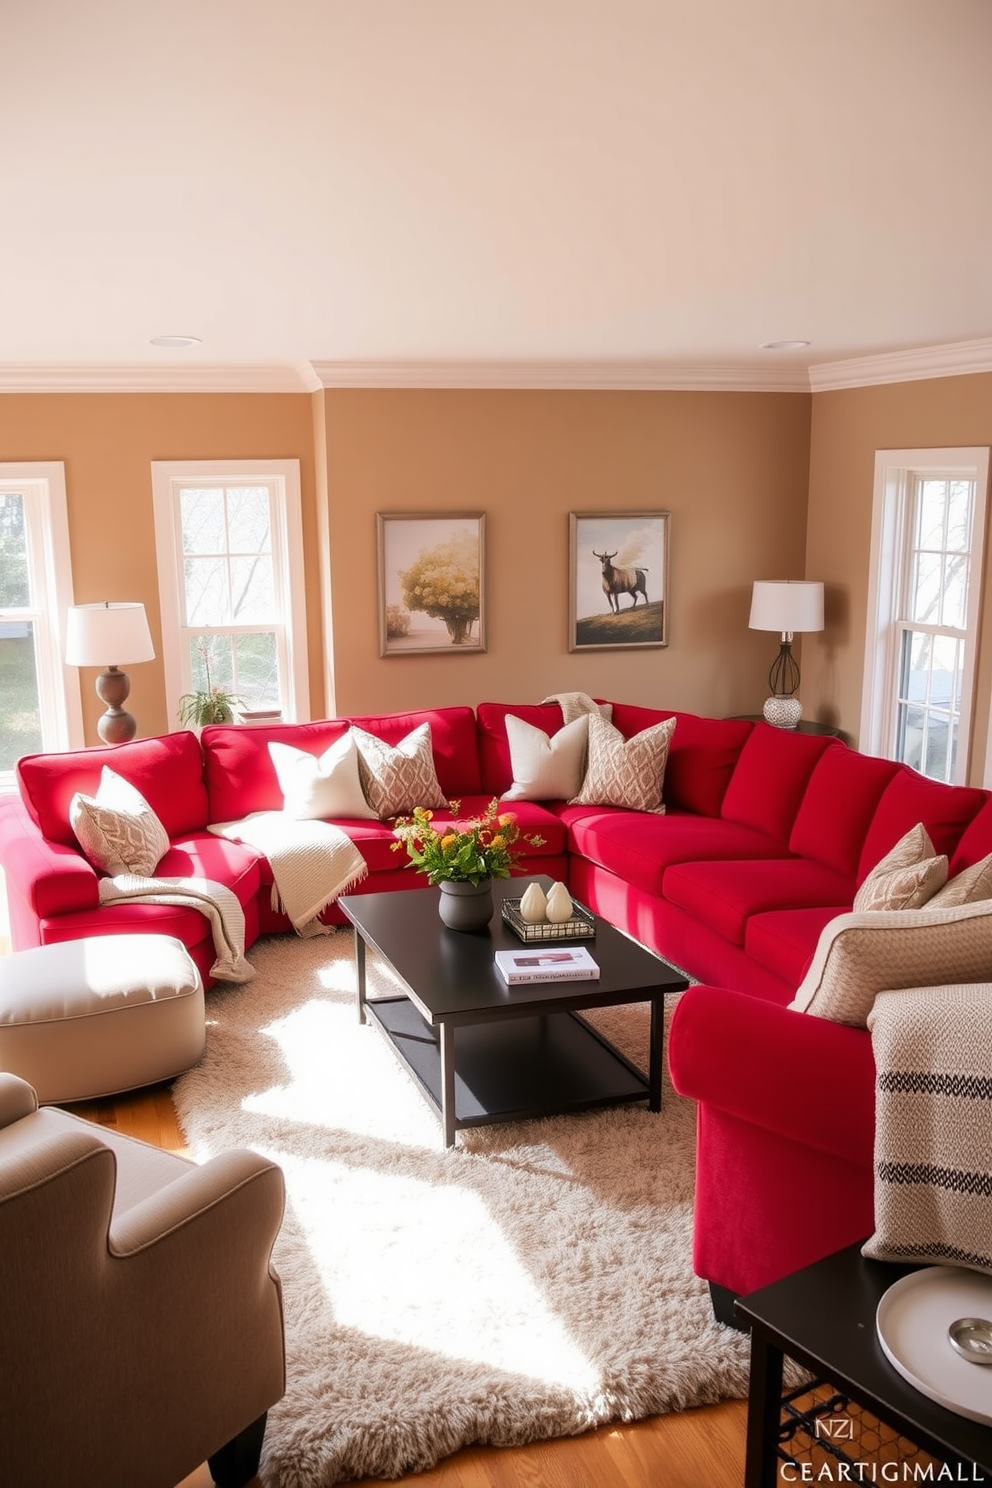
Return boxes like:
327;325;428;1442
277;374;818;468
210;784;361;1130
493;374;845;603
0;935;205;1104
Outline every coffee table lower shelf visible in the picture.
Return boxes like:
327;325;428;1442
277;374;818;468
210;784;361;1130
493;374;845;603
365;994;649;1138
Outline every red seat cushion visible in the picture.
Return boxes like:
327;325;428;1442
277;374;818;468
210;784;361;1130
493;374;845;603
609;703;753;817
720;726;837;844
857;767;987;881
744;906;850;986
789;748;899;878
663;858;854;946
561;807;787;898
17;732;209;847
157;832;263;910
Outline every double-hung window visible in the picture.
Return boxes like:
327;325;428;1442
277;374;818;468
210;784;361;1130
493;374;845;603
152;460;310;726
0;462;82;784
861;447;990;785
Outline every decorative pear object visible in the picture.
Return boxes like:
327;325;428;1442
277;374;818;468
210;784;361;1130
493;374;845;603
519;882;548;923
545;882;574;923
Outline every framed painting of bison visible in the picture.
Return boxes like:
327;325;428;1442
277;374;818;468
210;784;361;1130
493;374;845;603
568;511;670;651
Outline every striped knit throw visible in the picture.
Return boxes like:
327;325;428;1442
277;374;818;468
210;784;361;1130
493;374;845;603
863;982;992;1275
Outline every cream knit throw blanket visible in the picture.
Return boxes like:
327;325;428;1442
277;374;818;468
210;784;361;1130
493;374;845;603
541;691;613;724
863;981;992;1275
98;875;255;983
208;812;368;937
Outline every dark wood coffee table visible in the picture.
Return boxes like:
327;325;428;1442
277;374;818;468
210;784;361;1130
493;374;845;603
338;874;688;1147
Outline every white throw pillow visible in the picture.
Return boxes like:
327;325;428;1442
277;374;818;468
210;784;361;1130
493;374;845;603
352;723;447;819
502;715;589;801
571;713;675;814
268;733;377;820
70;767;170;876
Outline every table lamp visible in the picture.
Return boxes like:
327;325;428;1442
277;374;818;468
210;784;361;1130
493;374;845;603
65;602;155;744
748;580;824;729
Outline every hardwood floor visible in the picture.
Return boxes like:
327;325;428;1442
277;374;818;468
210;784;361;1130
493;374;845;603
72;1080;750;1488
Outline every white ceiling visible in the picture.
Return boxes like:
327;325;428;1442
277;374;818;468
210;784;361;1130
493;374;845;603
3;0;992;390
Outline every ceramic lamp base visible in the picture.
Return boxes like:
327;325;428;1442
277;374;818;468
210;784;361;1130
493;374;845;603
763;694;803;729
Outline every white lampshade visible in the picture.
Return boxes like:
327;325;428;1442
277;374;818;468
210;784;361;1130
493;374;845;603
65;602;155;666
749;581;824;636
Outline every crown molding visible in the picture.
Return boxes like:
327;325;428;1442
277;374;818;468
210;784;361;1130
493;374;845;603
808;336;992;392
307;359;810;392
0;364;314;393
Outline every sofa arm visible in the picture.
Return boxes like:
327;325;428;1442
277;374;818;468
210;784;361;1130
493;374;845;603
668;984;876;1168
0;799;99;930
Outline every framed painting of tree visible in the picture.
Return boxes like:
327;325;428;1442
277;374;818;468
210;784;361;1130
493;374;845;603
376;512;486;656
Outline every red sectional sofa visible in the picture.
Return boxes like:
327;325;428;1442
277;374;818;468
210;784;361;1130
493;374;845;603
4;698;992;1319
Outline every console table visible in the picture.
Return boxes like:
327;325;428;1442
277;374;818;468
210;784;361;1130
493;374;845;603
735;1244;992;1487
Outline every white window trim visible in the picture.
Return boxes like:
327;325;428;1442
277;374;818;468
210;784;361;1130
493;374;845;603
151;459;310;726
860;446;990;784
0;462;83;787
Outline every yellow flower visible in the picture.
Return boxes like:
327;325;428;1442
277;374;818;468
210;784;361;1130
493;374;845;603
440;834;457;850
490;833;506;849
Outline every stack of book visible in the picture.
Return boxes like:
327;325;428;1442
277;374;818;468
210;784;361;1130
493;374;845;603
494;945;600;985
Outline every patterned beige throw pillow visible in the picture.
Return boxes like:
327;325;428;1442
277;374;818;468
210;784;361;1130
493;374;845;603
928;850;992;908
352;723;447;819
789;898;992;1026
570;713;676;814
853;823;947;912
70;767;170;876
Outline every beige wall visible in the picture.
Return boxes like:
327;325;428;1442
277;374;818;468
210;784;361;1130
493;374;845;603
0;393;320;742
804;372;992;782
321;388;812;718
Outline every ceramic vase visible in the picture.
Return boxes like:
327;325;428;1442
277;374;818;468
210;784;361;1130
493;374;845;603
438;879;494;932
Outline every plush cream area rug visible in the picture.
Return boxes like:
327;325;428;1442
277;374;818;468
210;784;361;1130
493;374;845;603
172;933;750;1488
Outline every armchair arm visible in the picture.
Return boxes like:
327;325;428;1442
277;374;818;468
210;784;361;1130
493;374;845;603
109;1147;285;1257
669;983;876;1167
0;1074;39;1128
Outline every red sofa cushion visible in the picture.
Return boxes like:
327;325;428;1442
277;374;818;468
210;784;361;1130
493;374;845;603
157;832;263;909
720;726;837;844
948;796;992;873
561;806;788;898
17;731;209;849
789;747;900;878
744;905;850;987
663;857;854;947
857;767;987;881
609;703;753;817
202;707;483;823
475;702;566;796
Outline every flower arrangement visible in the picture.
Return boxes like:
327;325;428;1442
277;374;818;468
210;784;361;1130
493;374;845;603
391;799;545;886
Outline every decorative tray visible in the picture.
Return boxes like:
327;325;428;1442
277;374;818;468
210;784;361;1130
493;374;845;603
501;897;596;943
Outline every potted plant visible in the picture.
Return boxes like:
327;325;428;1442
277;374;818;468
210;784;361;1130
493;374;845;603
391;799;544;931
177;642;243;727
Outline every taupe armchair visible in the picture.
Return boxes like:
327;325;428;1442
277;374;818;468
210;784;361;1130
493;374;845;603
0;1073;286;1488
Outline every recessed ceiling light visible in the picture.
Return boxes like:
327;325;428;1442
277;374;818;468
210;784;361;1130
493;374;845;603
149;335;202;348
759;339;810;351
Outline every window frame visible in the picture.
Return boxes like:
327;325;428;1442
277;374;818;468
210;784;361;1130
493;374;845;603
0;461;83;787
860;446;991;785
151;459;310;726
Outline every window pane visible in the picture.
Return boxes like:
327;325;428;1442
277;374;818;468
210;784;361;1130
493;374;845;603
917;479;946;550
940;553;968;630
0;493;30;607
185;556;230;626
0;622;43;768
899;629;930;705
946;480;972;552
233;632;279;710
227;487;271;554
895;702;924;773
910;551;941;624
189;633;236;693
923;714;952;783
230;554;275;622
930;634;960;712
181;488;225;555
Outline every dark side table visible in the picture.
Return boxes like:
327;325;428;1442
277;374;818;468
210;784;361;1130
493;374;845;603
735;1244;992;1487
728;714;845;738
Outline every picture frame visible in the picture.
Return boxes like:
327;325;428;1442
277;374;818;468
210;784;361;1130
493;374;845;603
568;511;670;651
377;512;486;656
